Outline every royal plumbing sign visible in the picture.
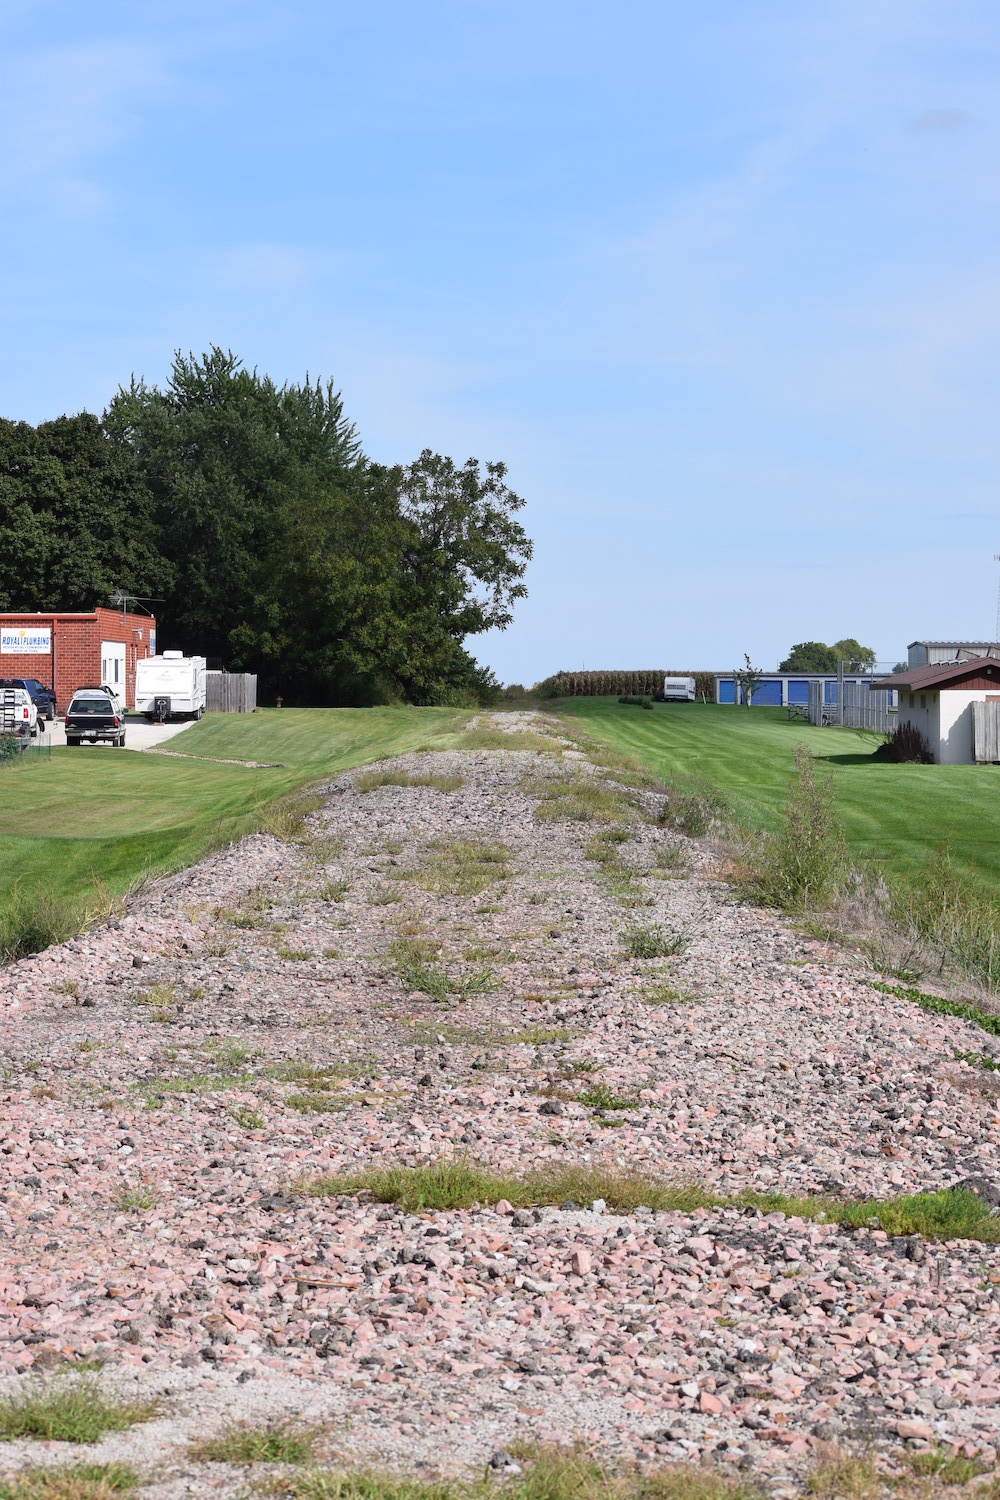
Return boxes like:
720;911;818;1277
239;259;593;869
1;627;51;655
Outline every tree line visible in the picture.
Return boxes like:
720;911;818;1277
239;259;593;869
0;348;532;705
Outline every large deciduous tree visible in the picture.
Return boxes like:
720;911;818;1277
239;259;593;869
104;348;531;704
0;413;170;611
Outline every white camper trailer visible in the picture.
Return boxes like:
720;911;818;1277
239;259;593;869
134;652;207;721
663;676;696;702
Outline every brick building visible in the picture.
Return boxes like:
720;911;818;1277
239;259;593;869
0;608;157;711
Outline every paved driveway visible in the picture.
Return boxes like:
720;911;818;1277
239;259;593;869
41;715;197;751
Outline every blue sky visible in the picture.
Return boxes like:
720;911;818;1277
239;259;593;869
2;1;998;681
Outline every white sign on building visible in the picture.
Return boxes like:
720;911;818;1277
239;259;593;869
1;627;51;655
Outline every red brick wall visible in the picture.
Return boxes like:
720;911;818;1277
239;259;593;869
0;609;157;710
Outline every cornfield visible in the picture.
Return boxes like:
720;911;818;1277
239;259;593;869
535;670;709;698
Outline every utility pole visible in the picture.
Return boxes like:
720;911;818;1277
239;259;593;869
994;556;1000;643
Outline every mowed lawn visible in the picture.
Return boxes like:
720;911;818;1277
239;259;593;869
555;698;1000;888
0;707;470;935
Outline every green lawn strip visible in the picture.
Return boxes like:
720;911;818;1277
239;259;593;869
295;1159;1000;1243
552;698;1000;889
0;708;484;959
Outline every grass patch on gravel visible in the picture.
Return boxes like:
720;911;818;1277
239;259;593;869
354;769;463;794
295;1159;1000;1242
189;1418;322;1465
0;1464;140;1499
525;773;636;826
419;839;511;897
623;925;691;959
263;1444;762;1500
0;1379;158;1444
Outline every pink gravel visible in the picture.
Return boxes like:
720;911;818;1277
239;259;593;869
1;733;998;1493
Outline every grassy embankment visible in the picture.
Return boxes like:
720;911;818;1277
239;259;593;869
0;707;505;958
553;698;1000;889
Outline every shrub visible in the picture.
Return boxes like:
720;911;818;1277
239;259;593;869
874;722;933;763
734;746;848;912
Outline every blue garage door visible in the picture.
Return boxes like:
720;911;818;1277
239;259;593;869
752;678;783;706
718;679;736;704
787;679;810;705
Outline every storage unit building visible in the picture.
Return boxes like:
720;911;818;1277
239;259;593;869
0;608;157;711
714;672;875;707
907;640;999;668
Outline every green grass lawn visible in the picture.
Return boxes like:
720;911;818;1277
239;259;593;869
555;698;1000;888
0;707;475;955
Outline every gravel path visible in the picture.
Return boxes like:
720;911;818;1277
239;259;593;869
2;715;999;1494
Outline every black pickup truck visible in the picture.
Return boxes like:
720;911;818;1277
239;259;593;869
64;688;127;748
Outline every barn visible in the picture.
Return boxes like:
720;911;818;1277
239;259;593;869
876;657;1000;764
0;607;157;712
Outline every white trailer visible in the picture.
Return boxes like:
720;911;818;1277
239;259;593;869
663;676;696;702
134;652;207;721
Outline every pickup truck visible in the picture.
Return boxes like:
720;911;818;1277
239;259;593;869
64;688;127;748
0;676;57;720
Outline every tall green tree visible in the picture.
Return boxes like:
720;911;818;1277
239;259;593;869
831;638;877;673
0;413;170;611
104;348;531;704
779;641;840;673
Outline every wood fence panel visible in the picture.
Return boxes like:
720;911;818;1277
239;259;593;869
973;701;1000;763
206;672;257;713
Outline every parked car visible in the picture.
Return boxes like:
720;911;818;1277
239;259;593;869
0;676;56;719
64;688;126;748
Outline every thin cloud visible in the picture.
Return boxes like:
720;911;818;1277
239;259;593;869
910;108;973;133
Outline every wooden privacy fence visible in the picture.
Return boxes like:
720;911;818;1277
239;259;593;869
807;681;896;733
973;701;1000;763
206;672;257;713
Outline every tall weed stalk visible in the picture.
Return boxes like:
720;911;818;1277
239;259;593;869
734;746;847;912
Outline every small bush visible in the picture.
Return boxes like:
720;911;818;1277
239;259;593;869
618;695;654;709
874;722;934;763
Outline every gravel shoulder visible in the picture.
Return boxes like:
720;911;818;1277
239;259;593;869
1;713;998;1495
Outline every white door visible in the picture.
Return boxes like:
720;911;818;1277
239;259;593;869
100;641;127;706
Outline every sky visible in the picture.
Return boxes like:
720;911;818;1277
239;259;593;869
2;0;999;682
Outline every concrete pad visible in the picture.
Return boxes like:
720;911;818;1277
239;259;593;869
41;714;198;751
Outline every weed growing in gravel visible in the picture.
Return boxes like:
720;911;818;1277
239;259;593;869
255;791;325;842
389;936;450;1002
229;1103;265;1130
298;1159;1000;1242
525;773;636;826
0;1378;158;1443
641;979;699;1005
454;727;557;754
355;769;463;793
902;1447;990;1484
0;1463;140;1498
732;747;849;913
261;1446;762;1500
371;884;403;906
577;1083;640;1112
871;980;1000;1039
420;839;511;897
274;945;314;961
657;780;724;838
189;1419;322;1465
307;833;344;862
317;878;351;903
516;1027;578;1045
112;1187;155;1212
651;842;692;877
132;983;178;1008
623;925;690;959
